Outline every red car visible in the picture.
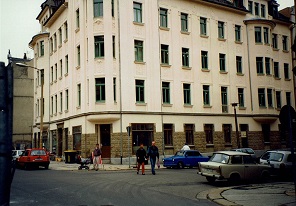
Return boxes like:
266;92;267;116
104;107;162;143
17;148;50;169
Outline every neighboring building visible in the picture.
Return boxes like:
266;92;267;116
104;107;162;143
28;0;295;163
8;54;34;150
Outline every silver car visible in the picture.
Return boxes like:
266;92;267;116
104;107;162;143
12;150;25;161
198;151;270;183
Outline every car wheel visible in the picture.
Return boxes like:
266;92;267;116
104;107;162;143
206;176;216;183
261;171;270;182
78;166;82;170
177;162;184;169
229;173;240;184
24;163;28;170
45;164;49;170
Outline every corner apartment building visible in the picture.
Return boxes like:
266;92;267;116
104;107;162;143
28;0;295;163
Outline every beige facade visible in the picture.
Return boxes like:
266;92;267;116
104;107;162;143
29;0;295;163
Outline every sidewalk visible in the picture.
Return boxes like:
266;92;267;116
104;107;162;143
49;161;296;206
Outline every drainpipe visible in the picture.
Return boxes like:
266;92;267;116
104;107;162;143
117;0;123;164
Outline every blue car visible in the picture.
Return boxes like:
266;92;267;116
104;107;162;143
163;150;209;169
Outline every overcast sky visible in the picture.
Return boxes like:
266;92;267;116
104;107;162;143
0;0;294;64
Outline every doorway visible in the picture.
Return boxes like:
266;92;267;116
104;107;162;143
99;124;111;159
240;124;249;148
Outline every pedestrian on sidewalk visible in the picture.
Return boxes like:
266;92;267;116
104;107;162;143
92;144;102;171
147;141;159;175
136;143;147;175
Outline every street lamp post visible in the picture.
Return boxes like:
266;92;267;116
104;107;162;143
232;103;240;148
16;63;43;149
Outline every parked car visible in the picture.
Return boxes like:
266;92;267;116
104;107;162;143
163;150;209;169
259;150;293;178
198;151;270;183
17;148;50;169
12;150;24;161
230;148;256;159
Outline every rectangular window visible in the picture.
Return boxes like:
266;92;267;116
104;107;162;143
274;61;279;78
183;83;191;105
276;91;281;109
94;36;105;58
218;21;224;39
254;2;259;15
235;25;241;42
51;96;53;115
258;88;266;107
272;33;278;49
77;84;81;107
286;92;291;105
133;2;142;23
200;17;207;35
256;57;264;74
55;63;57;80
261;4;266;18
248;1;253;13
238;88;244;107
221;87;228;113
111;0;114;17
60;92;63;112
55;94;57;114
204;124;214;144
134;40;143;62
181;13;188;32
163;124;173;146
219;53;226;71
60;59;63;77
223;124;231;143
65;55;68;74
135;80;145;103
283;35;288;51
236;56;242;73
113;78;116;102
50;38;53;53
160;8;168;28
182;48;189;67
65;89;69;110
255;27;262;43
161;44;169;64
203;85;210;105
162;82;170;104
112;36;115;58
40;40;44;56
185;124;194;145
94;0;103;17
59;28;62;45
77;45;81;66
54;33;57;51
64;21;68;40
265;57;270;75
201;51;208;69
267;88;273;107
263;27;269;44
51;66;53;82
95;78;106;102
76;9;80;29
284;63;289;79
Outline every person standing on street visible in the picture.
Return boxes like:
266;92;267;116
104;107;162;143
147;141;159;175
92;144;101;171
136;143;147;175
181;143;190;151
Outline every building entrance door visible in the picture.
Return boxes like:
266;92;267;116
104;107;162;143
100;124;111;159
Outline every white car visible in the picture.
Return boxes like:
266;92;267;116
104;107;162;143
259;150;292;178
198;151;270;183
12;150;24;161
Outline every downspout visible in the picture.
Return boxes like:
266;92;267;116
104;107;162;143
246;23;254;111
117;0;123;164
156;0;165;158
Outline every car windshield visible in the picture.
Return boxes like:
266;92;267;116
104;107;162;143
269;152;284;162
210;153;229;164
175;151;185;156
245;148;254;154
31;150;46;156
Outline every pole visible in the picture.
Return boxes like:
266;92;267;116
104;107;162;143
232;103;240;148
0;62;13;205
40;71;44;148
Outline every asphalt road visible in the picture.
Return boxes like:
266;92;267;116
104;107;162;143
10;168;219;206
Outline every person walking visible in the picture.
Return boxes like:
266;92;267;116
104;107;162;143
136;143;147;175
181;143;190;151
92;144;101;171
147;141;159;175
